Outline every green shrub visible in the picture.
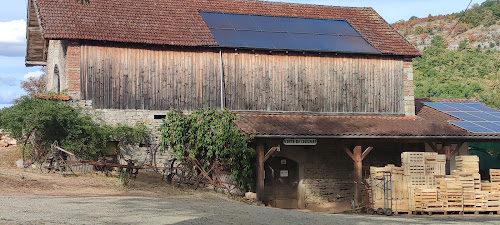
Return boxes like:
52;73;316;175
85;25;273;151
0;96;150;160
159;109;255;191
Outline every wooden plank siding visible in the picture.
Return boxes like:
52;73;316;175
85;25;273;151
80;45;405;114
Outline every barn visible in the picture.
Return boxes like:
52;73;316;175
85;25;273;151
26;0;500;211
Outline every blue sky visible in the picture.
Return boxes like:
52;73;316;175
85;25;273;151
0;0;486;109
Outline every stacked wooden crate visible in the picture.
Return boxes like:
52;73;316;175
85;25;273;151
491;169;500;183
414;188;442;212
484;169;500;211
456;156;479;173
369;165;409;213
368;153;500;214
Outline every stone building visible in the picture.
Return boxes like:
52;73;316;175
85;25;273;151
26;0;500;211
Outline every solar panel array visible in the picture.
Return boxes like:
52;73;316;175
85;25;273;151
199;12;381;54
423;102;500;134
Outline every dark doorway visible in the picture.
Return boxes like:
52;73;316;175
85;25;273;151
264;156;299;209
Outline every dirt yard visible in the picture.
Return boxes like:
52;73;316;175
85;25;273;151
2;146;500;225
0;146;210;198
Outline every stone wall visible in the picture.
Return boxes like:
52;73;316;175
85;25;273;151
46;40;67;93
403;58;415;116
45;40;81;100
73;100;174;164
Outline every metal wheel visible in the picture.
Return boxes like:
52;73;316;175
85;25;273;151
377;208;384;215
367;208;374;215
384;208;393;216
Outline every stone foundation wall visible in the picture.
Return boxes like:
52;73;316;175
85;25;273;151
73;100;174;164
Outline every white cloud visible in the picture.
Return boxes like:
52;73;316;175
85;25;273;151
0;90;22;104
0;74;19;86
0;20;26;44
23;70;43;80
0;20;26;57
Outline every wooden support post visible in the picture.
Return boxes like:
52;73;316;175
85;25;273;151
345;145;371;206
443;144;451;175
257;143;265;200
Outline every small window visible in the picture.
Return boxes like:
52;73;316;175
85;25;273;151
154;115;166;120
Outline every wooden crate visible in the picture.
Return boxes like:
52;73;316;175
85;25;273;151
456;155;479;173
425;163;446;176
404;164;425;176
482;181;500;192
490;169;500;183
402;152;427;164
425;154;446;164
415;188;439;211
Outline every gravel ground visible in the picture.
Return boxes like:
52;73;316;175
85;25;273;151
1;196;500;225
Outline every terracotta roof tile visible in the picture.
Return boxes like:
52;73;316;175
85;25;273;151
33;0;420;56
234;99;500;138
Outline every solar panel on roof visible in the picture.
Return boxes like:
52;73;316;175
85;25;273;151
474;122;500;132
468;111;500;121
423;102;500;134
449;121;495;133
423;102;458;112
199;12;381;54
446;111;485;121
467;103;499;112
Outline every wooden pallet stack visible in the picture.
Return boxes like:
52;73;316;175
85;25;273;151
414;188;442;212
456;156;479;173
367;153;500;214
369;165;409;213
402;152;445;188
484;169;500;211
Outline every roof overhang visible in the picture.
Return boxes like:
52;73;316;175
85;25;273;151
25;0;48;67
252;134;500;141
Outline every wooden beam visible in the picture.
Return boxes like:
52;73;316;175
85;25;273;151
256;143;265;199
25;60;47;67
263;145;280;162
344;147;355;161
427;141;439;153
451;142;464;156
361;146;374;161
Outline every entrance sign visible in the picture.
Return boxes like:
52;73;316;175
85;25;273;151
283;139;317;146
280;170;289;177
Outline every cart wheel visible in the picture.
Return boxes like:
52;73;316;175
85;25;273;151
384;208;393;216
360;207;367;214
377;208;384;215
166;174;173;185
367;208;374;215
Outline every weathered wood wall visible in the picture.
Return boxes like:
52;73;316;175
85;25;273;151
80;44;405;114
26;0;48;65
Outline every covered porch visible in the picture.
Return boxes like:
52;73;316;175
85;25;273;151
234;100;500;211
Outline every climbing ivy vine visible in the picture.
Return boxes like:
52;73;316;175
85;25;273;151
159;109;255;191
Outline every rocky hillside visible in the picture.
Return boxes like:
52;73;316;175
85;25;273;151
392;0;500;51
391;0;500;109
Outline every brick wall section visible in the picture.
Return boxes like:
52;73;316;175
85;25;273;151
403;58;415;116
66;43;81;99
